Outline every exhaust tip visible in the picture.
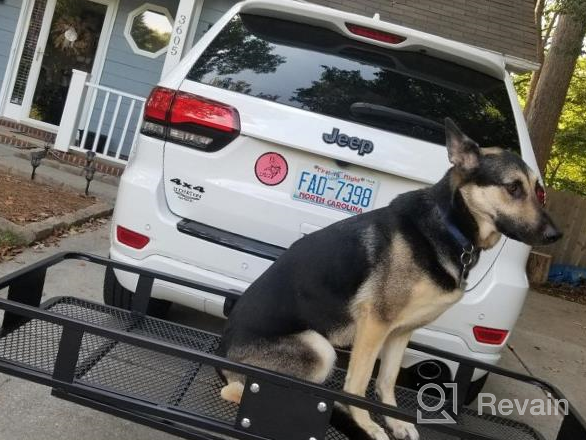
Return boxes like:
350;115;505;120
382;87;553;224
416;360;443;382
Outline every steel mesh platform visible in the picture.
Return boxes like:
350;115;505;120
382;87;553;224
0;297;545;440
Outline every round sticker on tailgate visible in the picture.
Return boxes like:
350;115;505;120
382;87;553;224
255;152;288;186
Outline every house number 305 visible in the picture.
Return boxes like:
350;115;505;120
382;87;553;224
170;15;187;56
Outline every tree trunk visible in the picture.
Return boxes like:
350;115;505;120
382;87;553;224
525;12;586;173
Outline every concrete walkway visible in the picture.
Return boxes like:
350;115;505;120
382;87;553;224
0;221;584;439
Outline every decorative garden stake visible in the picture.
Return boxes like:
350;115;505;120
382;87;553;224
30;145;51;180
83;151;97;196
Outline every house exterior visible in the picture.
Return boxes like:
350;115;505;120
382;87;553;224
0;0;538;165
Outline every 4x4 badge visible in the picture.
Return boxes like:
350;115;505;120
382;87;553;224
322;128;374;156
170;178;205;203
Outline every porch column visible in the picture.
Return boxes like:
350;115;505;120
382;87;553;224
161;0;205;78
54;70;88;152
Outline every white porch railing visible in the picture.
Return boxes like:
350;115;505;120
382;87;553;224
54;70;146;164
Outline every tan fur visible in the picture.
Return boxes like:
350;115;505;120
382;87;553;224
460;165;542;250
328;324;356;347
342;233;462;440
480;147;505;155
343;304;393;440
376;331;417;439
221;381;244;404
298;330;337;383
394;278;463;330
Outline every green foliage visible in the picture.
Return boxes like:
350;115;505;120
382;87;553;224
557;0;586;22
515;58;586;195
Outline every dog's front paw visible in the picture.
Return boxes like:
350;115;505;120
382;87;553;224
363;421;390;440
385;417;419;440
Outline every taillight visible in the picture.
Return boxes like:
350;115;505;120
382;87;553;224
144;87;175;122
141;86;240;151
473;326;509;345
536;183;546;206
346;23;406;44
117;225;150;249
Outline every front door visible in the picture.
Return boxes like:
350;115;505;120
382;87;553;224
3;0;115;127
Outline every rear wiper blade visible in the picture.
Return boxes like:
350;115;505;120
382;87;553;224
350;102;445;133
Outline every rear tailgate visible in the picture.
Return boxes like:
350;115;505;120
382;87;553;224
161;10;519;288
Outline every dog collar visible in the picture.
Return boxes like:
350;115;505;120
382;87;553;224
439;208;477;288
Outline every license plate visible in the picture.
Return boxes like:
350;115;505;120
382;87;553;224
292;163;379;215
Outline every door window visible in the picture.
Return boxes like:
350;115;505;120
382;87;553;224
10;0;49;106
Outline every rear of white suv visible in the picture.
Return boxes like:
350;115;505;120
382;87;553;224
107;0;537;398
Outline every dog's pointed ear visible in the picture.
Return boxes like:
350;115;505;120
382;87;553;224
445;118;480;172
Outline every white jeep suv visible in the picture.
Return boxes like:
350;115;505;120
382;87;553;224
106;0;538;399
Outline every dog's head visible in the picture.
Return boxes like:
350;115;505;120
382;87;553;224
445;118;562;248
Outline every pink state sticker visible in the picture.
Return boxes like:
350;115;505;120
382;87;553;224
254;152;288;186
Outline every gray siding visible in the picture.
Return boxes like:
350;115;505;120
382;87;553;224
86;0;179;157
100;0;178;99
0;0;22;88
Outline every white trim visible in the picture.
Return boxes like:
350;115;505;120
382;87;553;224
124;3;174;59
504;55;541;73
184;0;205;57
161;0;204;78
0;0;34;116
1;0;51;120
19;0;58;120
88;0;119;84
54;69;88;151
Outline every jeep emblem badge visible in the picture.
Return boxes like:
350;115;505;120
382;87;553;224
322;128;374;156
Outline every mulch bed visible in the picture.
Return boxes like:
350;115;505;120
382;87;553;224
0;171;94;225
533;282;586;305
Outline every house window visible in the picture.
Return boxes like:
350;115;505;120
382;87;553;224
124;4;173;58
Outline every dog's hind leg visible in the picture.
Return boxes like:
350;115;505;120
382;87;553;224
220;330;337;403
343;311;392;440
376;331;419;440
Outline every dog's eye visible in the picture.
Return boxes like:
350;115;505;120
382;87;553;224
506;182;522;198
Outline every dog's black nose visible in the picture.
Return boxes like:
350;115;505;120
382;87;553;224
543;224;563;243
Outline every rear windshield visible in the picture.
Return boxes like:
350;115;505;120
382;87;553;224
187;14;520;152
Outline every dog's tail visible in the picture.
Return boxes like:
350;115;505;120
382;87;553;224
329;404;379;440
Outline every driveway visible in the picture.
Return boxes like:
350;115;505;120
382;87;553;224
0;221;584;439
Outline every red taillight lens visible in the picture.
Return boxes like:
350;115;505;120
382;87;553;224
536;183;546;206
117;225;150;249
473;326;509;345
170;92;240;133
346;23;406;44
141;87;240;151
144;87;175;122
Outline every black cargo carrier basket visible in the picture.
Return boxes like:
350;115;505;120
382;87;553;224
0;252;584;440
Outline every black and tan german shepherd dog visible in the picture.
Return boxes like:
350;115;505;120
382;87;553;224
217;119;561;440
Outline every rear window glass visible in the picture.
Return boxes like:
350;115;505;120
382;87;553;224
187;14;520;152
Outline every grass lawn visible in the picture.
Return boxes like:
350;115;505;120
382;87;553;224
0;229;25;250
